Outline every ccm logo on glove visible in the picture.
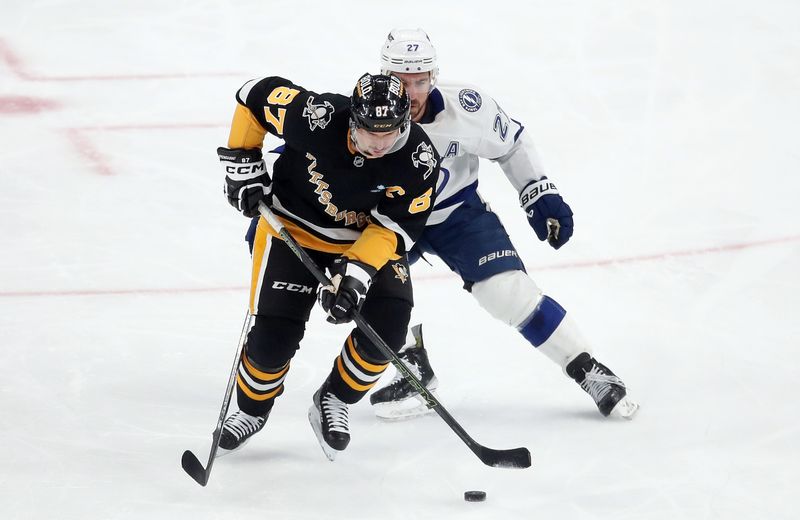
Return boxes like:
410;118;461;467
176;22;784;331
219;146;272;218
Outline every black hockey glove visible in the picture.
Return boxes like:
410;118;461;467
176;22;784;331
318;257;376;324
218;147;271;218
520;177;574;250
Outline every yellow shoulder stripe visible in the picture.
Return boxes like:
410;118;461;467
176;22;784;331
227;103;267;149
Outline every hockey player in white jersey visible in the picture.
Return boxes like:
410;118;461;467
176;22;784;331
367;28;639;420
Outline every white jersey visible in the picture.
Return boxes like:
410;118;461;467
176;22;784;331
419;82;548;225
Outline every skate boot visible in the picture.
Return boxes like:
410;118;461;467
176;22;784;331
309;379;350;461
218;409;270;452
566;352;639;419
369;324;438;420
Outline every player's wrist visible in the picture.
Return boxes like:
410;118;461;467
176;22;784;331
519;177;559;209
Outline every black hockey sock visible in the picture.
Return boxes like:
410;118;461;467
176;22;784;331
328;333;389;404
236;350;289;416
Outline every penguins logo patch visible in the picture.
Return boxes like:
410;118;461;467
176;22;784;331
392;263;409;284
412;141;437;180
458;89;482;112
303;96;334;131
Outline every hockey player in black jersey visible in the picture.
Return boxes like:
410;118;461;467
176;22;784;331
216;73;439;460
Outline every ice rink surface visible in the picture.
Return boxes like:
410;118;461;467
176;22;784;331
1;1;798;518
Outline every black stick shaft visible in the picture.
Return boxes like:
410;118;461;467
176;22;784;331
258;203;531;469
182;310;252;485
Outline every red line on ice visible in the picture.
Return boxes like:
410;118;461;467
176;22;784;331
0;286;245;298
0;38;242;81
63;128;115;176
0;38;28;78
1;234;797;299
62;123;226;176
529;234;800;272
24;72;243;81
75;123;228;131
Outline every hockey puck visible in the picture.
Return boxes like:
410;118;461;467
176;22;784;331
464;490;486;502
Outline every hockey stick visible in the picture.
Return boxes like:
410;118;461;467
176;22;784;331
258;202;531;469
181;309;253;486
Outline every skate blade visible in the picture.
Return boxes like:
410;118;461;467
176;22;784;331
216;439;248;458
373;391;439;421
609;396;640;420
307;405;338;461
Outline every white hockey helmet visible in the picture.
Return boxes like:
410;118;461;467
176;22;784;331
379;28;438;86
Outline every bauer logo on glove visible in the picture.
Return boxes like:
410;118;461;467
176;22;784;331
519;179;558;206
519;177;574;250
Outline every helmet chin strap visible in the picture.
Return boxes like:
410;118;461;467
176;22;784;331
348;124;372;157
349;121;408;159
350;127;384;159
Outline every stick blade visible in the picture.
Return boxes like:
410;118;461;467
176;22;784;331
181;450;209;486
479;446;532;469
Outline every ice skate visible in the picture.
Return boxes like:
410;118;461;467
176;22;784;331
370;324;438;420
566;352;639;419
309;379;350;461
218;409;270;452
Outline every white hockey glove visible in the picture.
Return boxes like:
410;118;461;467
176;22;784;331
219;147;271;218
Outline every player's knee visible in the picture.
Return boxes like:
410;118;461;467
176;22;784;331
245;315;305;367
353;297;412;357
471;270;543;328
518;295;567;347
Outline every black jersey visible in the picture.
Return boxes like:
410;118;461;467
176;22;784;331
225;76;440;271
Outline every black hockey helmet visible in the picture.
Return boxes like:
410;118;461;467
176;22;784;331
350;73;410;133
